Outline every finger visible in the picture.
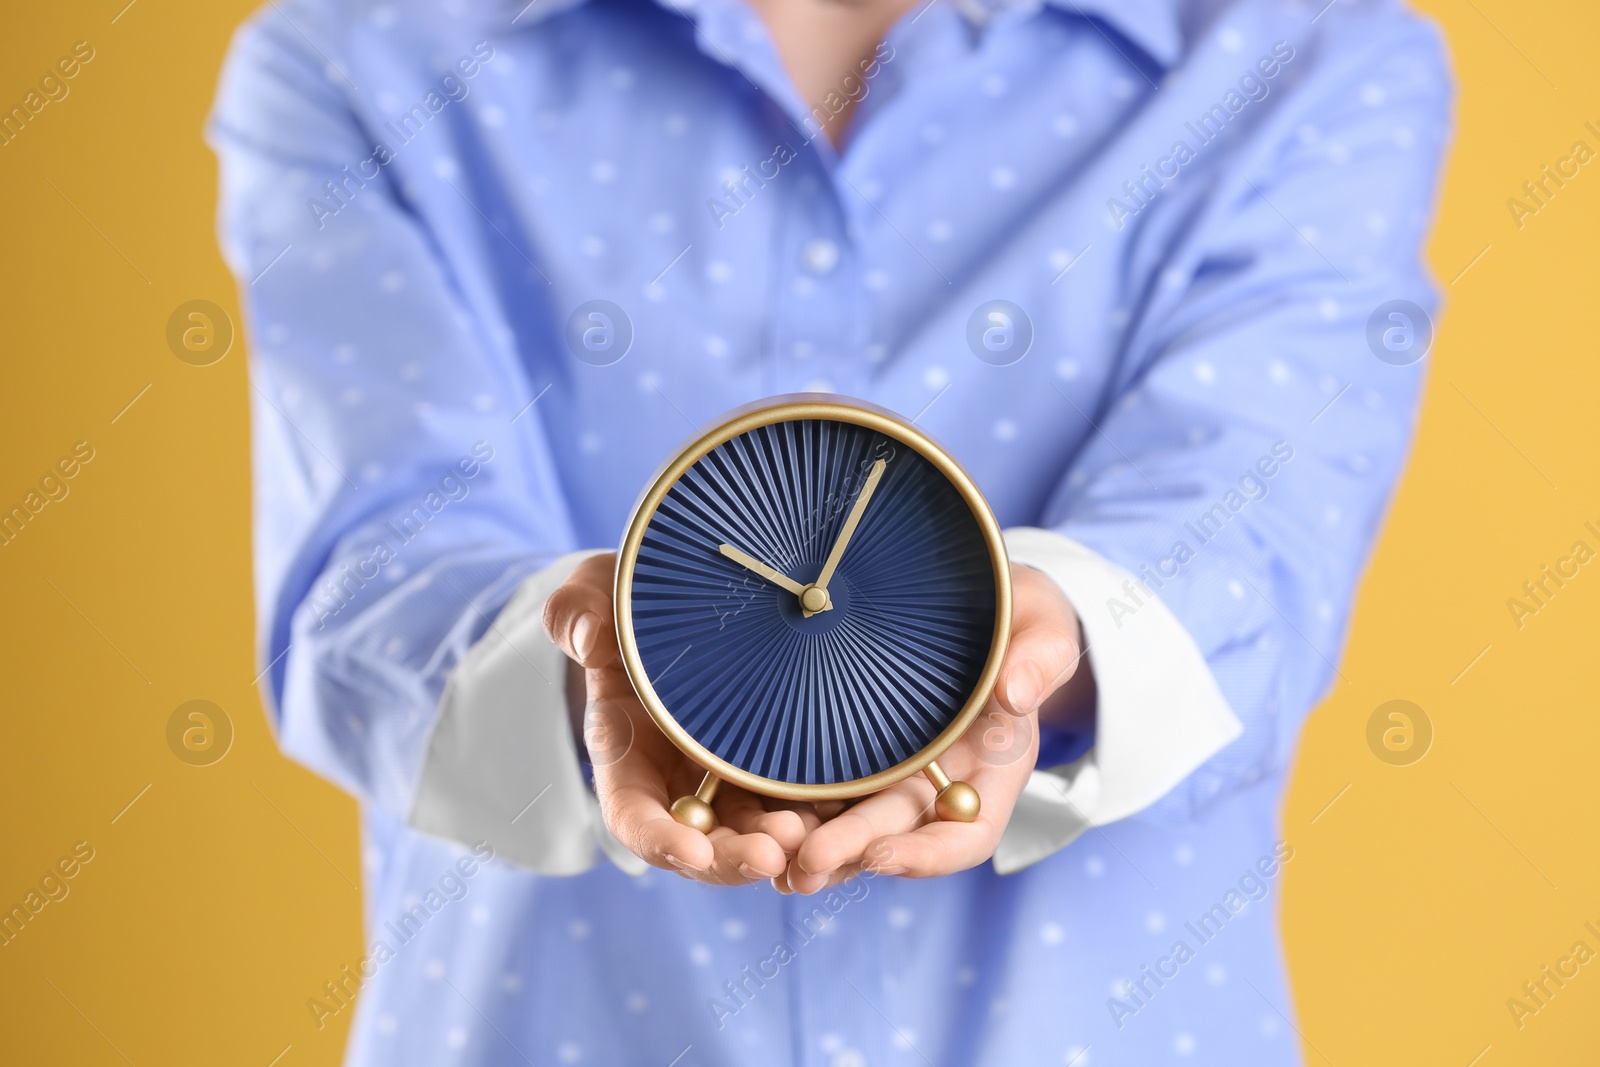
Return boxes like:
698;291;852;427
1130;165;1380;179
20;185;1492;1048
714;789;815;858
809;751;1032;883
812;799;851;822
595;727;797;884
752;809;817;856
818;862;865;889
785;861;866;893
790;785;934;893
996;568;1084;717
702;826;789;883
768;805;824;850
773;857;865;893
590;702;719;874
863;820;1000;878
602;776;720;874
542;553;620;669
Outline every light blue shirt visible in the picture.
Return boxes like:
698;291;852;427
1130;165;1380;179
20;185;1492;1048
208;0;1449;1062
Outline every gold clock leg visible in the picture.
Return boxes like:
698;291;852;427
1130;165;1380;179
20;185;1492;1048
670;771;720;834
925;760;980;823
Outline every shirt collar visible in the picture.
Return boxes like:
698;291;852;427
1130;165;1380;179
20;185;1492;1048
504;0;1182;70
842;0;1182;70
1039;0;1183;68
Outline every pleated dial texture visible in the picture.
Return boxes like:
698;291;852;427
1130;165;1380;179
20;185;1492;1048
629;417;998;786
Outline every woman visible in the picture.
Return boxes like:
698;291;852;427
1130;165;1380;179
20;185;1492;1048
209;0;1449;1061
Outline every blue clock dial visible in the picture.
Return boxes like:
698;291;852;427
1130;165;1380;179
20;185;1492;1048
630;417;998;785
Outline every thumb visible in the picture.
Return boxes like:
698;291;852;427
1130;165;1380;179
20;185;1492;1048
541;553;620;668
996;577;1084;717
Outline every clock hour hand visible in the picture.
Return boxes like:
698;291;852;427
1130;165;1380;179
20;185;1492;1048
805;457;887;617
719;543;809;599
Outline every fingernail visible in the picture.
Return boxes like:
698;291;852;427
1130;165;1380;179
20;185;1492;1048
665;853;704;873
737;863;769;880
572;611;601;662
1006;661;1044;712
869;863;907;876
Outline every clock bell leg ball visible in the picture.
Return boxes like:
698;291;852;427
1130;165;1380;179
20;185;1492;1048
934;780;982;823
669;794;716;834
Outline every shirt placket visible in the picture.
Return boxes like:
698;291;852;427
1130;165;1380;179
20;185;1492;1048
670;0;875;394
767;170;868;395
782;884;892;1067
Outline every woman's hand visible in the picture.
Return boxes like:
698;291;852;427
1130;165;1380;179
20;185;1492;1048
546;556;1091;892
777;563;1092;894
544;553;820;885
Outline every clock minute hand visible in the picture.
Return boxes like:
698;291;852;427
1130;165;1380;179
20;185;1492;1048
806;458;887;616
719;543;808;597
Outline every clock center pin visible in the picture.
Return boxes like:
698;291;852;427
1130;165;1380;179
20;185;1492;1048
800;586;829;613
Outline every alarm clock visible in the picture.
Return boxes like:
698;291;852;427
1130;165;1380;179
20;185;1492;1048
613;397;1011;832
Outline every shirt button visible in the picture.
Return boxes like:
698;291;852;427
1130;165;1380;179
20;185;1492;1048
800;238;840;275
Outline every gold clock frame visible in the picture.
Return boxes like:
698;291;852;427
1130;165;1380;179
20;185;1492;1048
613;395;1012;828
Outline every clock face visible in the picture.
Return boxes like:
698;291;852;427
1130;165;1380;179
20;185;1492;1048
621;407;1004;790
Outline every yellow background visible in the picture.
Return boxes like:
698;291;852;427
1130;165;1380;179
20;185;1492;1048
1;1;1595;1064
